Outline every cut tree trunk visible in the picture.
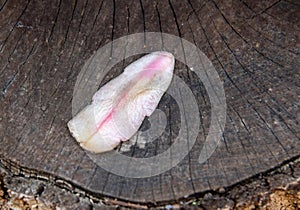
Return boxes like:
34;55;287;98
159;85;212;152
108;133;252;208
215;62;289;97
0;0;299;204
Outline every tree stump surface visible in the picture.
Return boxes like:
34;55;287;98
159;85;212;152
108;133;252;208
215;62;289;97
0;0;299;204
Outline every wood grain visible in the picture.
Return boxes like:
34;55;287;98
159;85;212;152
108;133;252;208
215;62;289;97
0;0;299;203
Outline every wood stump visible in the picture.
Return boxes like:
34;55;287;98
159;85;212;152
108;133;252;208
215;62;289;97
0;0;299;205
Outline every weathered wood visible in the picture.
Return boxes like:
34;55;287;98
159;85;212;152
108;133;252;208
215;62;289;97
0;0;299;204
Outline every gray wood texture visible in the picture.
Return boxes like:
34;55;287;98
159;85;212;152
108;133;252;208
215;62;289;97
0;0;299;203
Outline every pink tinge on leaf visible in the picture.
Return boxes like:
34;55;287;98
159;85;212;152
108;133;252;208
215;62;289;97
68;51;175;153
